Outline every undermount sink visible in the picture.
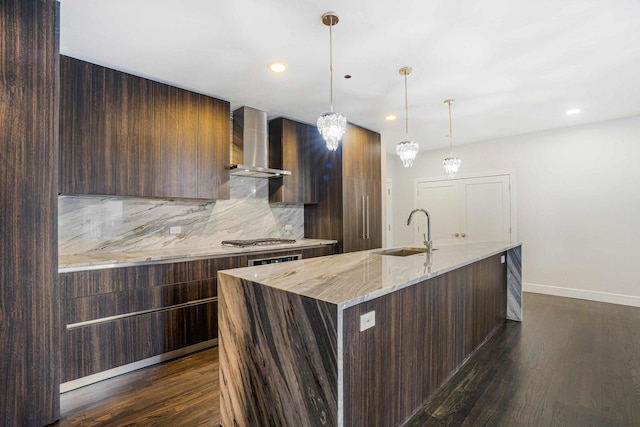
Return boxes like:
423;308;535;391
374;247;437;257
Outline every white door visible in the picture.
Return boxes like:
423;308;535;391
415;174;512;243
416;181;460;239
462;176;511;242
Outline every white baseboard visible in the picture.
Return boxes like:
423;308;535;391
60;339;217;393
524;283;640;308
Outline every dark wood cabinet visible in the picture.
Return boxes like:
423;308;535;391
59;55;230;200
343;122;382;181
305;124;382;253
1;0;60;424
268;117;320;204
343;253;507;426
60;245;336;383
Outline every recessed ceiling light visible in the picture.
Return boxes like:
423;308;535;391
268;63;287;73
385;114;397;121
566;108;581;115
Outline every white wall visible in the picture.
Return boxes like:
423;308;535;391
387;116;640;306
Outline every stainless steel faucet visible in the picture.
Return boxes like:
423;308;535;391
407;208;432;254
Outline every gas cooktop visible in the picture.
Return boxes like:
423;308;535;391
221;238;297;248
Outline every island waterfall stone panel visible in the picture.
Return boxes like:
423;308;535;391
218;242;521;426
507;246;523;321
219;275;338;427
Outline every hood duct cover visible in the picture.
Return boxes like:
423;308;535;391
230;106;292;178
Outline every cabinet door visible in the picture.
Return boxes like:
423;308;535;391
343;177;367;252
60;56;229;200
197;96;230;200
343;124;381;181
364;178;382;249
269;118;318;204
60;56;118;194
118;75;157;196
150;86;199;198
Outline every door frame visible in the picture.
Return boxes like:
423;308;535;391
413;170;518;242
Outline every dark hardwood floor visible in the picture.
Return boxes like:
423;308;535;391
53;348;220;427
406;292;640;426
53;293;640;426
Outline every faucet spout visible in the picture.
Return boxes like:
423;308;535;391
407;208;432;254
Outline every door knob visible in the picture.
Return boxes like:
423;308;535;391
453;233;460;237
461;232;466;238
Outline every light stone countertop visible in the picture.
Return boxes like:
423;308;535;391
219;240;522;308
58;238;337;273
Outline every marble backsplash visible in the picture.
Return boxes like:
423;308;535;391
59;177;304;257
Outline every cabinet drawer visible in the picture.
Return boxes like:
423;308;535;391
63;300;217;382
61;257;244;298
66;278;217;324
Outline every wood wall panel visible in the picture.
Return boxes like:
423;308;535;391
59;55;230;199
0;0;60;424
343;254;507;426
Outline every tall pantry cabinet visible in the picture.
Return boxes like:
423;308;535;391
0;0;61;425
305;124;382;253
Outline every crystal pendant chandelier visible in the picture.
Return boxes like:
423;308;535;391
317;12;347;151
443;99;461;178
396;67;419;167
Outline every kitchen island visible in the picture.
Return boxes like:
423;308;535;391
218;240;522;427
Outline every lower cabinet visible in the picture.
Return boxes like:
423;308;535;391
342;253;507;426
60;245;336;383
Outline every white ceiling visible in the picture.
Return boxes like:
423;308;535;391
59;0;640;154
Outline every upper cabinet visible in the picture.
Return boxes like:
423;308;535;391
342;123;382;182
305;123;382;253
59;56;230;200
268;117;320;204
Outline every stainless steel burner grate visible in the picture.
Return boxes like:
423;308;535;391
221;238;297;248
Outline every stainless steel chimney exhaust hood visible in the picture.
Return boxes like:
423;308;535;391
230;106;292;178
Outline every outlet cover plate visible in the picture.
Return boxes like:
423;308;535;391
360;311;375;332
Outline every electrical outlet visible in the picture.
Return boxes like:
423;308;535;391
360;311;375;332
284;224;293;231
501;255;505;264
169;226;182;235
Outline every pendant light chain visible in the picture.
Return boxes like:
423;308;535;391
447;100;453;156
404;72;409;137
329;19;334;113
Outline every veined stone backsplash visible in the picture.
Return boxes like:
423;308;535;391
58;177;304;257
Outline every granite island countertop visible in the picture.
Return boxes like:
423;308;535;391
58;238;337;273
219;240;522;309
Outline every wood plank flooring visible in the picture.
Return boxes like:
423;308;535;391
52;293;640;426
405;292;640;426
53;348;220;426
